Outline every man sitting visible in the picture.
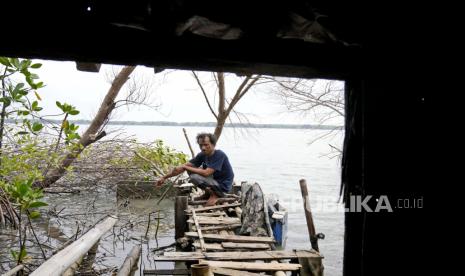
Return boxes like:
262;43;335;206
156;132;234;206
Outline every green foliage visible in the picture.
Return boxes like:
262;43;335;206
134;139;188;174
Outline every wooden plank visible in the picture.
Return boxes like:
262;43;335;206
187;217;240;225
199;260;301;271
204;251;321;261
155;250;321;262
143;268;190;275
187;211;226;217
201;224;242;231
186;203;241;213
210;267;267;276
189;197;238;205
155;252;204;261
185;232;275;243
221;242;270;250
192;210;206;252
193;242;224;251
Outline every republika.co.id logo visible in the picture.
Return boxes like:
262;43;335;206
344;195;424;212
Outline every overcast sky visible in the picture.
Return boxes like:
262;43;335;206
32;59;342;125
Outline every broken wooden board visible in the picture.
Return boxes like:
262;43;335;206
186;203;241;213
221;242;270;250
184;232;275;243
199;260;301;271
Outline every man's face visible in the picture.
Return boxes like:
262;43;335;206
198;137;215;156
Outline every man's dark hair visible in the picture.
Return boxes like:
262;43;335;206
196;132;217;146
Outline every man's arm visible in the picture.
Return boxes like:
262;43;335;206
155;162;193;186
183;164;214;177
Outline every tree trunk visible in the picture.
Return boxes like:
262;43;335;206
214;115;227;141
38;66;135;188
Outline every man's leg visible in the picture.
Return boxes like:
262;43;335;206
189;174;224;205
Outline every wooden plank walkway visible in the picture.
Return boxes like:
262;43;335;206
151;184;323;276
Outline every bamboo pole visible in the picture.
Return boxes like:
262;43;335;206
183;128;195;158
117;245;141;276
30;215;118;276
299;179;319;252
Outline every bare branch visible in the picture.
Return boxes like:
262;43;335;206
192;71;218;120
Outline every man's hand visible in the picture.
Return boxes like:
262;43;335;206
155;177;165;187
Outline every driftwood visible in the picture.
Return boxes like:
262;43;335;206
117;245;141;276
30;215;118;276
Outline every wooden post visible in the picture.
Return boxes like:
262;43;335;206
299;179;319;252
175;196;188;239
117;245;141;276
30;216;118;276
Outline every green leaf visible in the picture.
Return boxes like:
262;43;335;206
56;101;62;109
29;201;48;208
0;57;11;66
32;101;38;110
31;63;42;69
34;91;42;100
11;58;20;68
0;97;11;107
29;211;41;219
18;182;29;196
32;122;43;132
68;110;80;115
19;247;27;261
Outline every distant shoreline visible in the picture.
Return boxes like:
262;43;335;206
8;119;343;130
67;120;343;130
